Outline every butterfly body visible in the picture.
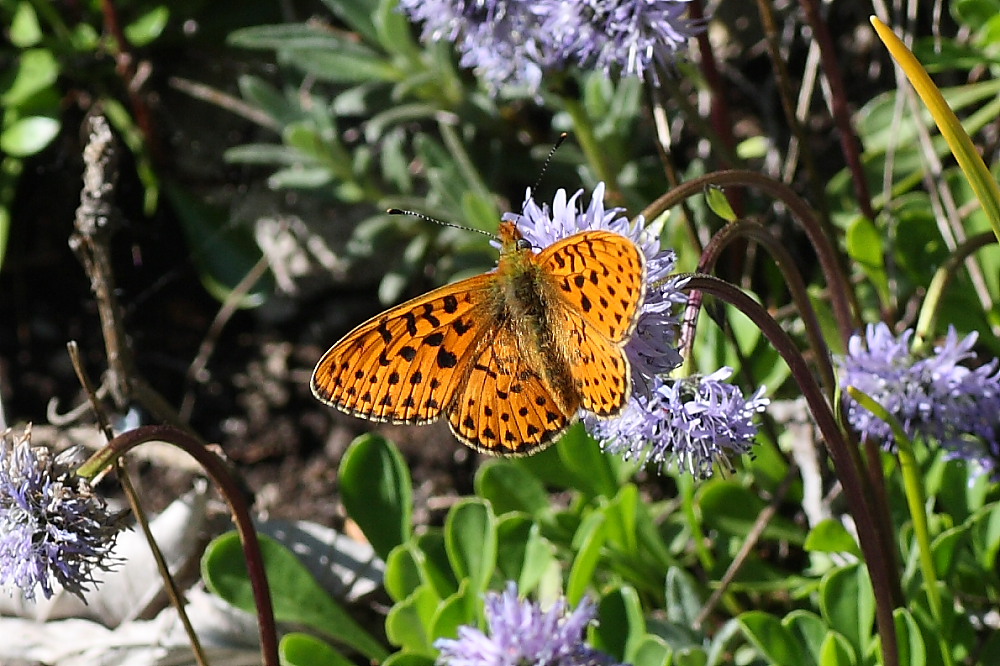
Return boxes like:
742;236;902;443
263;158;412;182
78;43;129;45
311;220;646;455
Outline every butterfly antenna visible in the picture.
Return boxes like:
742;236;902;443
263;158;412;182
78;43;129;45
528;132;568;200
386;208;494;238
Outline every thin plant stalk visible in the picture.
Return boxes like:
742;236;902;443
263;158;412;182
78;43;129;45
871;16;1000;243
680;273;900;666
642;170;859;345
77;425;279;666
914;231;996;346
846;388;954;666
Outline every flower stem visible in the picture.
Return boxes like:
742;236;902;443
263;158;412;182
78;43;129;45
680;274;900;666
846;388;954;666
78;425;279;666
913;231;996;347
643;170;859;346
560;95;621;200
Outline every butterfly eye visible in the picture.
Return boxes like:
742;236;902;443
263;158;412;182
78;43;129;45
516;238;532;251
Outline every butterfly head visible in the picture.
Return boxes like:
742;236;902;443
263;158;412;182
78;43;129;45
498;220;533;253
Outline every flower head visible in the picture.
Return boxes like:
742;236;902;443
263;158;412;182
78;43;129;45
838;323;1000;478
510;185;765;477
0;426;122;601
589;368;769;478
435;582;627;666
398;0;700;94
537;0;700;82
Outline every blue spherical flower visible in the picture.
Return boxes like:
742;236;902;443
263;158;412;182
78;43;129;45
588;368;769;478
0;426;122;601
398;0;700;93
435;582;626;666
537;0;700;82
838;323;1000;478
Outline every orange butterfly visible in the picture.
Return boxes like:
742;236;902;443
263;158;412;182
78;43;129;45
310;220;646;455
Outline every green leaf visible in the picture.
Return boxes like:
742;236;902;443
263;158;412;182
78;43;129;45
665;568;703;629
382;655;436;666
893;608;927;666
705;186;738;222
445;499;497;594
124;6;169;46
416;531;459;598
566;512;607;604
430;582;476;642
164;182;273;305
603;484;639;554
630;636;673;666
287;44;399;84
1;49;59;107
279;632;354;666
0;115;58;157
555;426;619;497
386;584;439;654
475;461;552;517
202;532;387;660
9;2;42;47
385;543;423;602
819;563;873;661
738;611;804;666
930;525;967;578
817;632;855;666
698;480;805;544
319;0;380;44
593;586;645;661
805;519;863;558
339;434;413;560
783;610;826;666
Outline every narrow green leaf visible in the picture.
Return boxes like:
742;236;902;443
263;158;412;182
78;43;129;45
706;185;738;222
124;6;169;46
872;16;1000;243
202;532;387;660
804;519;863;558
445;499;497;594
738;611;804;666
339;434;412;560
10;2;42;47
819;563;872;661
593;586;645;661
566;512;607;605
0;116;59;156
475;461;551;517
279;632;354;666
893;609;927;666
385;585;439;655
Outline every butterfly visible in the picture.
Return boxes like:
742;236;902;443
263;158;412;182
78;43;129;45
310;219;646;455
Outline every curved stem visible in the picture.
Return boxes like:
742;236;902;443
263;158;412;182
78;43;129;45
679;274;900;666
78;426;279;666
643;170;859;346
684;219;836;396
914;231;996;346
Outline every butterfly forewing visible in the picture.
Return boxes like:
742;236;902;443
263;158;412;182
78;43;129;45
447;323;573;454
538;230;646;343
311;276;494;424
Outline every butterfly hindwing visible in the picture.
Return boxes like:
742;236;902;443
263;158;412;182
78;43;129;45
311;275;494;424
447;322;574;455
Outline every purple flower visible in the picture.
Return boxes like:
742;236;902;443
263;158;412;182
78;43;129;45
398;0;550;93
435;582;627;666
511;186;766;476
537;0;700;82
0;426;122;601
588;369;769;478
398;0;700;93
838;323;1000;479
